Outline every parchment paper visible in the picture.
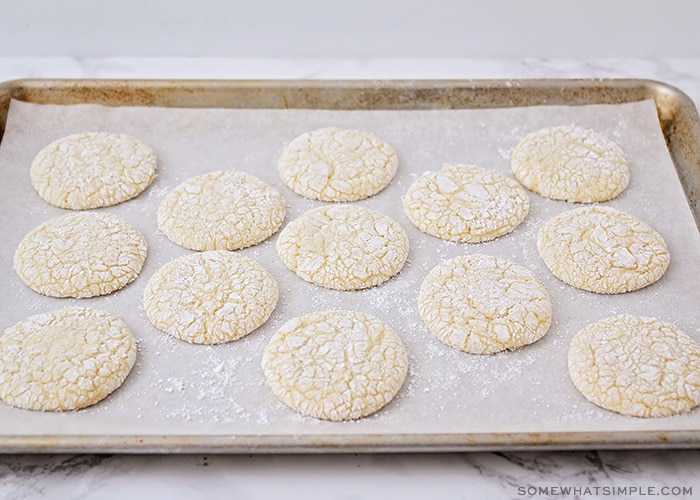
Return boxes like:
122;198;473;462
1;98;699;440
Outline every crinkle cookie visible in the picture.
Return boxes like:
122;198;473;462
278;127;397;201
568;315;700;418
276;205;408;290
511;125;629;202
419;254;552;354
0;307;137;411
537;206;669;294
14;212;147;298
143;250;278;344
157;170;285;251
31;132;156;209
262;310;408;421
403;164;529;243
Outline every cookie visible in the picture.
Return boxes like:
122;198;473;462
568;315;700;418
511;125;629;202
0;307;137;411
31;132;156;209
143;250;278;345
403;164;529;243
14;212;147;298
276;205;408;290
419;254;552;354
537;206;669;294
157;170;286;251
278;127;397;201
262;310;408;421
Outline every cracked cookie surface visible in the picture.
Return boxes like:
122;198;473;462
31;132;156;209
419;254;552;354
403;164;529;243
0;307;137;411
511;126;629;202
262;310;408;421
143;250;278;344
537;206;669;294
568;315;700;418
276;205;408;290
157;170;285;251
14;212;147;298
278;127;398;201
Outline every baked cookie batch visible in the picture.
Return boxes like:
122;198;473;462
1;125;698;422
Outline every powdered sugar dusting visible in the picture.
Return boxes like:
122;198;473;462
512;125;629;203
403;164;529;243
30;132;156;210
157;170;286;251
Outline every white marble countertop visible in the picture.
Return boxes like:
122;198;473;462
1;57;699;499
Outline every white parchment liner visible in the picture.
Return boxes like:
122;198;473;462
0;98;698;439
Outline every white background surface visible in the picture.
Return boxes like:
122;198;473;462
1;0;700;59
2;1;700;499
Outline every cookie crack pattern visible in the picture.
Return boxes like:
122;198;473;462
262;310;408;421
143;250;278;345
276;205;409;290
403;164;529;243
568;315;700;417
511;125;629;203
537;206;669;294
278;127;398;202
157;170;286;251
0;307;137;411
419;254;552;355
14;212;147;298
30;132;156;210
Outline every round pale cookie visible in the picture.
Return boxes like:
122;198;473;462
262;310;408;421
143;250;278;345
403;164;529;243
537;206;669;294
419;254;552;354
0;307;137;411
511;125;629;202
278;127;398;201
276;205;408;290
31;132;156;210
568;315;700;418
14;212;147;298
157;170;285;251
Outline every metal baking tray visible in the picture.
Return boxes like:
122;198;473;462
0;78;699;453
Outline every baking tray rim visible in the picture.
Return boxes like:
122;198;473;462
0;77;699;453
0;430;697;454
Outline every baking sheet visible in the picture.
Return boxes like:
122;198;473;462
1;97;700;449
